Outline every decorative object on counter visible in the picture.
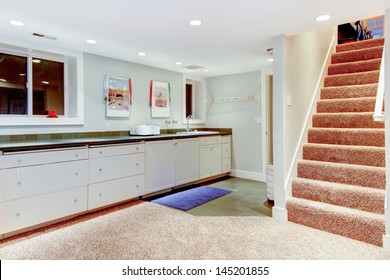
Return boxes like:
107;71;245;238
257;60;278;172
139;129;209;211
150;186;232;211
129;124;161;135
47;110;58;118
104;75;132;118
150;80;170;117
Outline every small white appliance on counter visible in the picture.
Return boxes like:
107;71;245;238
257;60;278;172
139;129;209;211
130;124;161;135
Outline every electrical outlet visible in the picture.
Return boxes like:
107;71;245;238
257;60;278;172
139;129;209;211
253;117;261;124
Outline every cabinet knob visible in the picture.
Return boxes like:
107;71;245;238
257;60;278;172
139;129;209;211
17;159;22;164
99;168;102;172
136;185;139;188
74;172;79;176
74;199;78;203
99;193;102;197
17;181;22;186
75;153;79;157
136;162;139;166
99;151;103;155
16;212;21;217
136;147;139;150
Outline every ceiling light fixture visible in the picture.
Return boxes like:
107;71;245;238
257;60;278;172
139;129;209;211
189;20;202;26
32;59;41;63
266;48;274;62
137;52;147;56
175;61;182;65
316;15;331;22
9;20;25;26
0;78;7;82
41;81;49;85
203;69;210;72
86;39;97;44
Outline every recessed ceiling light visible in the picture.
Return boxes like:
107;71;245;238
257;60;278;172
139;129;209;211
19;73;26;76
0;78;7;82
41;81;49;85
9;20;25;27
189;20;202;26
175;61;182;65
203;69;210;72
137;52;147;56
316;15;331;22
86;39;97;44
32;59;41;63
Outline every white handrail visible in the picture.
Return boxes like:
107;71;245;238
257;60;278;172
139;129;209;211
374;46;385;122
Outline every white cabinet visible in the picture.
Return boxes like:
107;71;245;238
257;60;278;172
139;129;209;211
88;143;145;210
145;138;199;194
221;135;232;173
174;138;199;186
199;136;222;179
0;147;88;235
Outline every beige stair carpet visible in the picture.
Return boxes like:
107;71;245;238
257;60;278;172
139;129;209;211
287;37;386;247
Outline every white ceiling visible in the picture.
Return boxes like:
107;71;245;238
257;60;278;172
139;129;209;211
0;0;388;77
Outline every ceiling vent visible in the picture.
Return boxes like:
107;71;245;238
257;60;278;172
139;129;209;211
183;64;204;71
31;32;58;40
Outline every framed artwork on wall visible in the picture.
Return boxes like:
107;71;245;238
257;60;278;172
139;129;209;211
104;75;132;118
150;80;170;117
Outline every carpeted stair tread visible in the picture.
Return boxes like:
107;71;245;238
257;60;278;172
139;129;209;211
331;46;383;64
312;112;384;128
286;197;385;246
324;70;380;87
316;97;377;113
328;58;382;75
321;84;378;99
291;178;385;214
297;160;385;189
336;38;384;52
303;143;385;167
308;128;384;147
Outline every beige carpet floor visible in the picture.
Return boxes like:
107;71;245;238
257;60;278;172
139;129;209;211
1;201;390;260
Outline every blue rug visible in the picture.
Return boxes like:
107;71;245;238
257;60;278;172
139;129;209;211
151;186;232;211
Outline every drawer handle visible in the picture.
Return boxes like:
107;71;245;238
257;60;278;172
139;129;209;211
16;212;21;217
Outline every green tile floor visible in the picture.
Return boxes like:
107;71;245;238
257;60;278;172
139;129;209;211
145;177;273;217
187;177;273;217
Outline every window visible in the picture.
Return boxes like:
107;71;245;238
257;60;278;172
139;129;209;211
360;15;385;38
0;40;84;126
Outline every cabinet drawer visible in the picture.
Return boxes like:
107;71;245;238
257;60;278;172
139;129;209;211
0;186;87;235
222;158;231;173
199;136;221;146
0;148;88;169
89;153;145;183
0;160;88;202
88;174;145;210
89;143;144;158
221;135;231;143
222;143;231;158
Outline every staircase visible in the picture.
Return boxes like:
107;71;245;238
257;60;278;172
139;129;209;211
286;38;386;247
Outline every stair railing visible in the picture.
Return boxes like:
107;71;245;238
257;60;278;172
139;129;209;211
373;46;385;122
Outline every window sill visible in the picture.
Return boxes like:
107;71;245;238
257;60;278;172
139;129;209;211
0;116;84;126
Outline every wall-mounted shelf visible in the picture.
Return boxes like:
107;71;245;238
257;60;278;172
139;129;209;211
212;95;255;104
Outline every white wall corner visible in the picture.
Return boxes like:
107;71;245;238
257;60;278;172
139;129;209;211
272;206;288;221
230;169;266;182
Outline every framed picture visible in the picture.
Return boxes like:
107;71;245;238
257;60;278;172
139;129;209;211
150;80;170;117
104;75;132;118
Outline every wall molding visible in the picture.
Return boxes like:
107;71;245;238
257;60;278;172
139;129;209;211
231;169;266;182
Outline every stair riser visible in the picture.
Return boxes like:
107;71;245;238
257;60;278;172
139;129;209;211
308;129;385;147
317;98;376;113
297;162;385;189
328;59;381;75
312;113;384;129
303;145;385;167
287;201;384;246
292;181;385;214
331;46;383;64
336;38;384;52
324;71;379;87
321;84;377;99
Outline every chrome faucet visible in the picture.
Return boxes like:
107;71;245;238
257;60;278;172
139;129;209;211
186;115;193;132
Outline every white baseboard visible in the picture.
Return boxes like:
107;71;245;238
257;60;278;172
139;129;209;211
383;235;390;251
230;169;266;182
272;206;288;221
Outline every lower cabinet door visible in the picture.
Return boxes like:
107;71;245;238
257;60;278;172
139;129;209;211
88;174;145;210
0;186;88;235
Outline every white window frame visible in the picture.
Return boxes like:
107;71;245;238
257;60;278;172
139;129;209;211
0;37;84;126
